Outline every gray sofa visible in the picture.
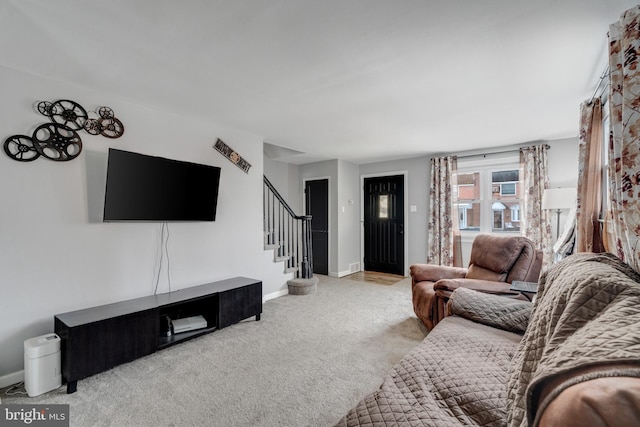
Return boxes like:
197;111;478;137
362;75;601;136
336;253;640;427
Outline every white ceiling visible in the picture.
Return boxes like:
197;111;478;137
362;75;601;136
0;0;636;164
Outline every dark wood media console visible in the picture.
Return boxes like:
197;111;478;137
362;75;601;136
54;277;261;393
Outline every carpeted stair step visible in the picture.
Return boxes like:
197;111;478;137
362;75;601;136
287;276;319;295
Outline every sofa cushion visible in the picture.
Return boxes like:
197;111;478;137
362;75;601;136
335;315;522;427
449;287;532;334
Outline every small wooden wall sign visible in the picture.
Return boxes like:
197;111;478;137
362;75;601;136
213;138;251;174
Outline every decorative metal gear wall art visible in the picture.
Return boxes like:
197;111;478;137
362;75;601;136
83;118;102;135
47;99;88;131
83;106;125;139
3;135;40;162
32;122;83;161
3;99;126;163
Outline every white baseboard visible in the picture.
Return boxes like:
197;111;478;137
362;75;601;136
329;270;353;278
263;288;288;302
0;370;24;389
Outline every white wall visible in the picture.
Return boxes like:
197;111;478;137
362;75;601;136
263;155;301;212
336;160;361;276
0;67;265;380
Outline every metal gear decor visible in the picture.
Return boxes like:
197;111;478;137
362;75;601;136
98;106;114;119
32;122;83;161
48;99;88;131
36;101;54;117
83;118;102;135
3;98;126;163
34;100;124;139
3;135;40;162
99;116;125;138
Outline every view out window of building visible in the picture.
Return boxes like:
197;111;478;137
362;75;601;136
456;163;522;233
456;173;481;231
491;169;520;232
511;204;520;222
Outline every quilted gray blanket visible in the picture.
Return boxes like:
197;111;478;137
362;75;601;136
335;291;526;427
448;287;531;334
336;253;640;427
507;252;640;427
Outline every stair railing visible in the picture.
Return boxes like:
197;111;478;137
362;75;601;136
263;176;313;279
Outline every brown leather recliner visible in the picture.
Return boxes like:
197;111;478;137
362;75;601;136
411;233;543;330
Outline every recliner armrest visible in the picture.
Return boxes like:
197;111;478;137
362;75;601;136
409;264;467;284
434;278;521;295
538;376;640;427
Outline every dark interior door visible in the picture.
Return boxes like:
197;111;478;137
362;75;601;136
364;175;404;275
305;179;328;275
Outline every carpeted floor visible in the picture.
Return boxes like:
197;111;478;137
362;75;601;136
2;274;427;427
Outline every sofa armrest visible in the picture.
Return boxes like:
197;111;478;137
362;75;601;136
434;277;521;295
538;376;640;427
410;264;467;283
448;287;531;333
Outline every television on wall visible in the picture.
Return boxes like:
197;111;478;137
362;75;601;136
103;148;221;222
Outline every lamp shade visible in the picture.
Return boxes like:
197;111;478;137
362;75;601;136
542;187;577;210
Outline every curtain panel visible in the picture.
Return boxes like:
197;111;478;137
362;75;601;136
427;156;461;266
520;145;553;269
607;6;640;273
576;99;604;253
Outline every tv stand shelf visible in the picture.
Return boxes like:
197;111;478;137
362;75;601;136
54;277;261;393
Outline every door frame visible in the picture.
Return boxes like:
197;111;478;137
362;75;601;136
302;176;331;275
360;171;409;276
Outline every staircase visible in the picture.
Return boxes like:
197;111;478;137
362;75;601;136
263;176;314;282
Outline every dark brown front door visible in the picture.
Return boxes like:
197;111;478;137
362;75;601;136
363;175;404;275
305;179;329;275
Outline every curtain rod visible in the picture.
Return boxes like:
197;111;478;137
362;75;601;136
456;144;550;160
588;64;610;104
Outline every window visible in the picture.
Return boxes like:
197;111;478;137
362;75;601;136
455;173;481;231
458;203;470;229
500;182;516;195
456;159;522;234
379;194;389;219
492;204;505;229
511;204;520;222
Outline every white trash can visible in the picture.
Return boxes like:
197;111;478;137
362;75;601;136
24;333;62;397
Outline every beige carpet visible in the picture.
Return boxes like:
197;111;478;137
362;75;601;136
2;275;427;427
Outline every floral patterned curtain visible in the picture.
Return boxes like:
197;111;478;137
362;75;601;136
576;99;605;253
607;6;640;272
427;156;461;266
520;145;553;269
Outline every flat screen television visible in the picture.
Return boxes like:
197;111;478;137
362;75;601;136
103;148;221;222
